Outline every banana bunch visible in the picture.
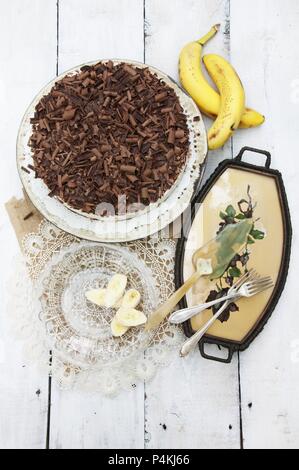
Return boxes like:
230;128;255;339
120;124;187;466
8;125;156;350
179;25;264;150
85;274;146;337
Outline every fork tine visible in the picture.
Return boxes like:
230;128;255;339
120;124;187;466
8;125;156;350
248;284;272;295
247;269;260;281
249;286;273;297
249;274;271;282
249;282;274;296
256;277;273;286
238;269;259;286
231;270;250;289
253;275;272;282
246;276;272;288
233;268;255;290
236;269;261;290
247;277;273;291
249;279;273;289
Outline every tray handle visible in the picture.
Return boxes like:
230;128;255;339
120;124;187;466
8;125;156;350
199;338;235;364
235;146;271;168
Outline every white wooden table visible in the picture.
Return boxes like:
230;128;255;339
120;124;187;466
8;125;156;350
1;0;299;449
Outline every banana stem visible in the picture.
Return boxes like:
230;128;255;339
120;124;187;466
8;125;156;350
197;24;220;46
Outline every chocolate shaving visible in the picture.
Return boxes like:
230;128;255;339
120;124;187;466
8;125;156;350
28;62;189;214
21;166;30;174
62;107;77;120
23;211;34;220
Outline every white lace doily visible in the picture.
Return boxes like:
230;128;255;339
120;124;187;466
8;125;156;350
8;220;183;396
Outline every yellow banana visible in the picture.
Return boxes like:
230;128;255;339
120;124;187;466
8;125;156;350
179;26;264;128
179;25;220;116
203;54;245;150
238;108;265;128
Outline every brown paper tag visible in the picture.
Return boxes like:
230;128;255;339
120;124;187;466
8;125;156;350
5;191;43;249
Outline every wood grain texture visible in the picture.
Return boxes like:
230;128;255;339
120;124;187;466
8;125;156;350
48;0;145;450
1;0;299;450
230;0;299;449
0;0;57;449
145;351;240;449
50;386;144;449
145;0;233;185
58;0;144;72
144;1;240;449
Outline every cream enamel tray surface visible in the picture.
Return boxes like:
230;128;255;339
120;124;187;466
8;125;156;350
175;147;292;363
17;59;207;242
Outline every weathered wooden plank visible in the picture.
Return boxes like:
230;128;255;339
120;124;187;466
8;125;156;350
58;0;144;72
145;352;240;449
230;0;299;449
0;0;57;449
49;0;145;449
144;0;241;449
145;0;233;185
2;0;297;450
50;386;144;449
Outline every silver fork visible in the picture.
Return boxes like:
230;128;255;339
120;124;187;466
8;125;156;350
179;274;274;357
169;269;259;325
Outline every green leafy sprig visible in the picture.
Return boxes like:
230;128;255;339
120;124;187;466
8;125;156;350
207;186;265;322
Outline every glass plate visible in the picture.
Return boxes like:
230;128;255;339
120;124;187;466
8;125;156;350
38;242;158;368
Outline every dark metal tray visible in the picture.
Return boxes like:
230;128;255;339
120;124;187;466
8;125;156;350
175;147;292;363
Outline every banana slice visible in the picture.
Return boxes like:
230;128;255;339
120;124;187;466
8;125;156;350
105;274;127;308
121;289;141;308
85;288;106;307
113;296;124;309
111;316;129;337
116;307;147;327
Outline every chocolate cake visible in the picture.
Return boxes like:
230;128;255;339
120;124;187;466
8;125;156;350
28;61;189;216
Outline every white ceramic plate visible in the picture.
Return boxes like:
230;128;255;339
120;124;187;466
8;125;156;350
17;59;207;242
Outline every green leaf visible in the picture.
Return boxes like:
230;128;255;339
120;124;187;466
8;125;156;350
236;213;246;220
228;267;241;278
219;211;227;220
247;235;255;244
225;205;236;218
250;228;265;240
